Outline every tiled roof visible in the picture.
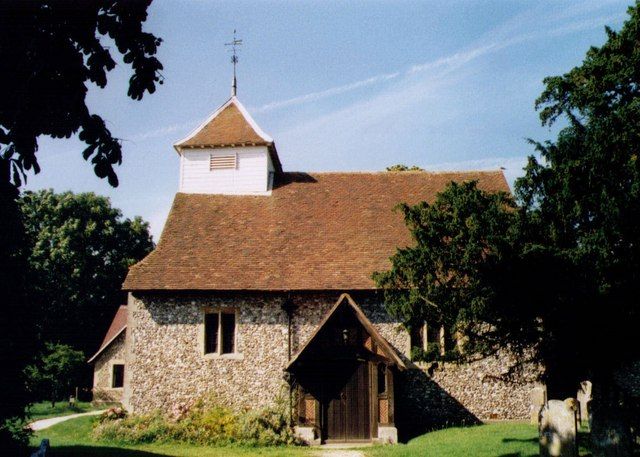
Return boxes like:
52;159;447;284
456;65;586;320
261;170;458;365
88;306;127;363
123;171;510;291
174;97;282;172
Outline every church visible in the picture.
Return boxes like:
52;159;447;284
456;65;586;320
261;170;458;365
90;89;539;444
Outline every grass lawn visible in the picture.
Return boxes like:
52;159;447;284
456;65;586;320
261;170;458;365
27;401;107;421
32;416;630;457
368;422;540;457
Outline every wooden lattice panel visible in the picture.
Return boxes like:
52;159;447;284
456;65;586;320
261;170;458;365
304;398;316;423
364;336;372;351
379;398;389;424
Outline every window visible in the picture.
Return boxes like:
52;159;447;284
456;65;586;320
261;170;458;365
209;153;237;170
204;313;219;354
410;322;455;361
112;364;124;388
204;310;236;355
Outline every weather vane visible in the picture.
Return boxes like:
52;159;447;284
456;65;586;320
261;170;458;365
225;30;243;96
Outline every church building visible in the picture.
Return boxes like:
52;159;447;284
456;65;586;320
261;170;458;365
92;89;539;444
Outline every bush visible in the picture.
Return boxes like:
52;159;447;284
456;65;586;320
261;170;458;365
92;395;302;447
98;407;127;424
238;397;300;446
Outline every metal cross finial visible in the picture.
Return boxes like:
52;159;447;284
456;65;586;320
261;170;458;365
225;30;243;97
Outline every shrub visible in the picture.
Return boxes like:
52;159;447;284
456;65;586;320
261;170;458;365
92;394;302;447
238;397;300;446
98;406;127;424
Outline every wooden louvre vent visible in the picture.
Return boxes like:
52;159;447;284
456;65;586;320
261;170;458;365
210;153;237;170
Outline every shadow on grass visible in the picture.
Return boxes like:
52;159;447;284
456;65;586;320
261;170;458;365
502;437;538;444
496;435;538;457
46;446;169;457
496;453;538;457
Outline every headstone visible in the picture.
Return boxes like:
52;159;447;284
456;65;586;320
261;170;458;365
576;380;592;426
530;385;547;424
30;439;50;457
539;398;578;457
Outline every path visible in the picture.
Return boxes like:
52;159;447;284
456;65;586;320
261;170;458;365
313;444;368;457
314;452;365;457
29;410;105;431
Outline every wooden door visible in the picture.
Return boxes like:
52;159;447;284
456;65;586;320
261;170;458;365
323;361;370;442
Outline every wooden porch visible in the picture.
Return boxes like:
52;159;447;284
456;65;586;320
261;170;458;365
285;293;405;444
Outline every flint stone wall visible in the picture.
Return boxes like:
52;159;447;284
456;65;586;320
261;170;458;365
126;291;540;424
93;331;126;403
126;291;406;413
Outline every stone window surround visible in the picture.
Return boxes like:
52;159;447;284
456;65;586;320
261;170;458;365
200;306;244;360
110;359;125;390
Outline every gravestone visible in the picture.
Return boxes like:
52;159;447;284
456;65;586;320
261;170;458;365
539;398;578;457
31;439;50;457
576;380;591;426
531;385;547;424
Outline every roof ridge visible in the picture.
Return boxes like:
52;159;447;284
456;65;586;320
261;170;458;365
282;170;505;175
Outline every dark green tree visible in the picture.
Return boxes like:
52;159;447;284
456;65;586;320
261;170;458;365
20;190;154;356
374;179;591;390
0;1;162;451
515;3;640;453
373;181;521;357
25;343;86;407
0;169;33;453
377;4;640;455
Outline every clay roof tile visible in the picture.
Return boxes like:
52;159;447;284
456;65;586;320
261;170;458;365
123;171;510;291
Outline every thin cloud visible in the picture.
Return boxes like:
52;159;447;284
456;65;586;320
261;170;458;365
129;119;198;142
130;7;625;144
254;71;400;113
408;44;498;74
257;11;623;115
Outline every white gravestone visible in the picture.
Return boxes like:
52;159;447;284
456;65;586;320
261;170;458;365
539;398;578;457
531;385;547;424
576;381;592;426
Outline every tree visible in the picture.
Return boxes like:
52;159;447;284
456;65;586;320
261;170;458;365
20;190;154;356
25;343;86;407
515;3;640;454
386;164;425;172
0;172;33;452
377;4;640;455
373;181;535;361
0;2;162;450
0;0;163;189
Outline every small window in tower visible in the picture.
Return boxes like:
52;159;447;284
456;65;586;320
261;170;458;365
210;153;237;170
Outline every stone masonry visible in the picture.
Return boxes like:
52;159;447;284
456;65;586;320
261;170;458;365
93;331;126;403
124;290;539;425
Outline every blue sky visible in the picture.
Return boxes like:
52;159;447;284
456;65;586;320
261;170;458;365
25;0;631;240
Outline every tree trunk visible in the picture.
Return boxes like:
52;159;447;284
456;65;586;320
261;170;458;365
589;379;633;457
